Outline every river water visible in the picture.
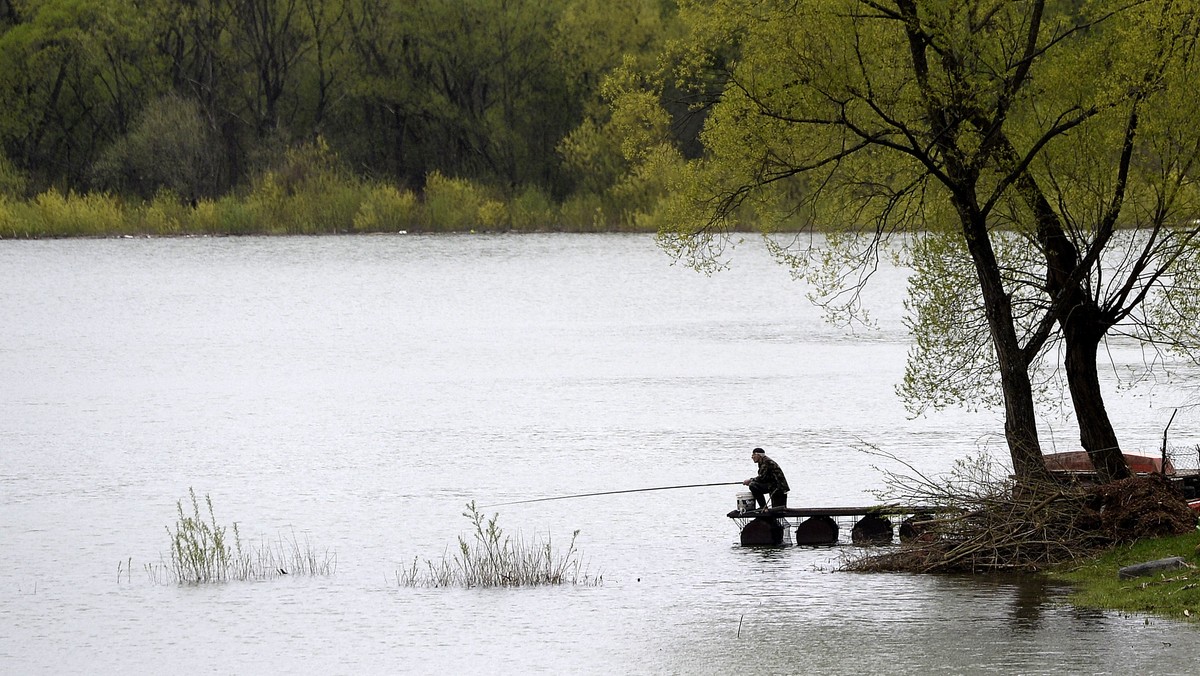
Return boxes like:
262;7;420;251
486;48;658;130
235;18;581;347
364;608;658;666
1;233;1197;674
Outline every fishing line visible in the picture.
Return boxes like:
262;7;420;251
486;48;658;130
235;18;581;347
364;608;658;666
480;481;743;508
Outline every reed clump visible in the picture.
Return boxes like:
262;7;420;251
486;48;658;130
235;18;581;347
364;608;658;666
397;502;601;588
151;488;336;584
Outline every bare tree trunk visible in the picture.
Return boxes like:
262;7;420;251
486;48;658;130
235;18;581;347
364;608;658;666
959;209;1055;485
896;0;1053;485
1023;181;1132;483
1063;309;1132;482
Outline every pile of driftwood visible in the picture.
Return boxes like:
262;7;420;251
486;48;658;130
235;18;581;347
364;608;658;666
845;451;1196;574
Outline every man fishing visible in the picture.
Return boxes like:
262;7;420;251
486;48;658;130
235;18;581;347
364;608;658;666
743;447;789;512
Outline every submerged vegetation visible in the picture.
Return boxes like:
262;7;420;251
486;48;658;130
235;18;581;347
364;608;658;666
147;488;336;585
398;502;600;588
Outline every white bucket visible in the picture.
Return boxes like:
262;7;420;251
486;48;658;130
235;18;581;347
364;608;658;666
736;492;756;512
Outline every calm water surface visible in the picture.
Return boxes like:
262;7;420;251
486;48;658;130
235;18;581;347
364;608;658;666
1;234;1198;674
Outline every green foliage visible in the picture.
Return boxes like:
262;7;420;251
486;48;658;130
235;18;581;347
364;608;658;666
0;175;668;238
352;184;419;233
634;0;1200;433
558;191;608;233
397;502;600;588
338;0;583;193
554;0;678;204
0;0;687;226
0;196;18;238
209;196;260;236
559;118;625;196
553;0;667;105
129;191;192;236
423;171;503;232
507;184;559;231
608;142;685;231
1151;236;1200;363
21;189;123;237
897;231;1061;415
0;152;26;197
899;233;1000;413
91;95;220;200
243;139;363;234
0;0;166;187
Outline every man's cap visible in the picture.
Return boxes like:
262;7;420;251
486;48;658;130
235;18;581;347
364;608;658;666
752;447;765;455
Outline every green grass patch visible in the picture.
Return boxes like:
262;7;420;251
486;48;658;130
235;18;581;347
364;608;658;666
398;502;601;588
1049;528;1200;621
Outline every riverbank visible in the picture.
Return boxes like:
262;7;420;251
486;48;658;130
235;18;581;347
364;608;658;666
0;142;681;239
0;175;659;239
1050;530;1200;622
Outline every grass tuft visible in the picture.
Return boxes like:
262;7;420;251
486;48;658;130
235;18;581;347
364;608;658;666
397;502;601;588
147;488;336;584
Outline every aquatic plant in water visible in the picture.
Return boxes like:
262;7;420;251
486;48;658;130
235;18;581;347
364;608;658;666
397;502;600;588
151;488;336;584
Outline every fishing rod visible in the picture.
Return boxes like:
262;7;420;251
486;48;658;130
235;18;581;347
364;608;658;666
480;481;744;508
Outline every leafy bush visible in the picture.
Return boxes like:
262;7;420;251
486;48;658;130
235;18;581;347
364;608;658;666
90;95;222;200
558;191;608;232
607;143;683;231
353;184;420;232
476;198;509;230
211;195;261;235
0;196;21;237
130;191;196;236
22;189;124;237
423;171;498;231
508;184;558;231
242;140;366;234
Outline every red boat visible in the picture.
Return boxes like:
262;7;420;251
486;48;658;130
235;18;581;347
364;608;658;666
1043;451;1174;475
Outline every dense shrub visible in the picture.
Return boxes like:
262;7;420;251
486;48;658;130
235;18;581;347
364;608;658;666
508;184;559;231
15;190;124;237
244;141;364;234
423;171;495;231
558;191;607;232
353;184;420;232
90;95;222;200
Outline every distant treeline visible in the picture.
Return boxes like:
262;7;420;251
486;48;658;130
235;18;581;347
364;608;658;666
0;0;698;234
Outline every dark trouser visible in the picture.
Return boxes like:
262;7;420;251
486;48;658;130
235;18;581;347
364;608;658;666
749;482;787;509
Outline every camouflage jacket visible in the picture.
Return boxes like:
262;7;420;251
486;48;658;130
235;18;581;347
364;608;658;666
752;455;790;493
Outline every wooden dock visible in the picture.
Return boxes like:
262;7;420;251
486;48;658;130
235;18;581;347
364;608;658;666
729;504;944;547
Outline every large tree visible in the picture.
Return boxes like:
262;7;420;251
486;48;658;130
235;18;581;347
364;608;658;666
623;0;1200;482
343;0;578;193
0;0;165;189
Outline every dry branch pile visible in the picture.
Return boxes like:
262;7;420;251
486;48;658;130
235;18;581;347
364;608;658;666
845;452;1197;574
1082;474;1197;540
